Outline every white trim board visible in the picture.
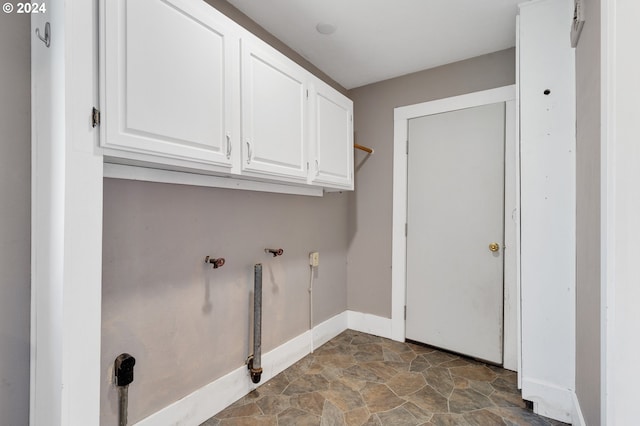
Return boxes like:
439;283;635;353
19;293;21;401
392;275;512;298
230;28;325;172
600;0;614;424
31;2;104;424
135;331;314;426
347;310;393;340
104;163;324;197
134;310;395;425
392;86;519;370
135;312;348;426
521;378;573;423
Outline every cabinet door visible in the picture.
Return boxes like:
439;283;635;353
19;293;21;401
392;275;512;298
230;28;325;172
102;0;239;169
310;79;354;189
241;38;308;181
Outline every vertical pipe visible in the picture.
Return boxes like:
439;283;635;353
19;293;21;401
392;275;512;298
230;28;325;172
309;265;314;353
118;386;128;426
250;263;263;383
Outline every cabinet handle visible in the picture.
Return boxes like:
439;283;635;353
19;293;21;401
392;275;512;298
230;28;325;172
246;141;252;164
226;133;232;159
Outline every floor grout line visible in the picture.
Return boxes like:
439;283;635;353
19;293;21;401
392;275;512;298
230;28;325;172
204;330;568;425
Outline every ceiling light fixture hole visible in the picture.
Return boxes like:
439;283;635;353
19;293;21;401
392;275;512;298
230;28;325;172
316;23;337;35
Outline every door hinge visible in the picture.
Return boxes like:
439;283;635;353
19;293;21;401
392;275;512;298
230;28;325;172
404;305;407;320
405;223;408;236
406;140;409;155
306;89;309;99
92;107;101;128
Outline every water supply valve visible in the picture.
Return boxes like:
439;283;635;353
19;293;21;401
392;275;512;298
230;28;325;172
205;256;226;269
264;248;284;257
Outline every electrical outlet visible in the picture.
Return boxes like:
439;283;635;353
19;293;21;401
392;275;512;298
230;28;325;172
309;251;319;267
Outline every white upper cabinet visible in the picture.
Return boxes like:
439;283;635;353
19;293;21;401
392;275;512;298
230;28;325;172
240;37;308;182
101;0;240;171
309;78;354;189
100;0;353;193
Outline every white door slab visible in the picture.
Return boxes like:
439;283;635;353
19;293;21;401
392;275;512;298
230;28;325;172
405;102;505;364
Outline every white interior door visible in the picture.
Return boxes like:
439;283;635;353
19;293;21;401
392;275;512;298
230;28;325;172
405;102;505;364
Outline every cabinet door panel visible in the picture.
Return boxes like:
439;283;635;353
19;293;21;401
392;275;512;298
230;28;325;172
103;0;237;168
311;81;353;189
241;39;307;180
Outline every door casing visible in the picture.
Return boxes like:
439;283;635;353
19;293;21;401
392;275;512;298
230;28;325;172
392;85;519;372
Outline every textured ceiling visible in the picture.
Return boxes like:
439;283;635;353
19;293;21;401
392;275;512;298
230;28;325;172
225;0;522;89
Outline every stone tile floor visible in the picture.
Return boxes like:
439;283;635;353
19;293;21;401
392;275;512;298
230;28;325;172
201;330;568;425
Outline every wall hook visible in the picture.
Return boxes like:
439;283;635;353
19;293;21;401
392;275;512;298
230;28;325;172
264;248;284;257
205;256;225;269
35;22;51;48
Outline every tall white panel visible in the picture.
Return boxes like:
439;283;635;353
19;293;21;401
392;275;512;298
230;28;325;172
519;0;576;422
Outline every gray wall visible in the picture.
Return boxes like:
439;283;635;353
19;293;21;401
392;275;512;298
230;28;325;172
0;12;31;426
101;181;348;424
346;49;516;317
575;0;601;423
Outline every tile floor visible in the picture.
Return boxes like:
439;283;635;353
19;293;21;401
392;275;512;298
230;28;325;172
201;330;568;425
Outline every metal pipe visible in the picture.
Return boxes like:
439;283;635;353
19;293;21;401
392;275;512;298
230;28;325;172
118;386;128;426
249;263;263;383
309;264;314;353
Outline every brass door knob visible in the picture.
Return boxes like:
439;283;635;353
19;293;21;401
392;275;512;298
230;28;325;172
489;242;500;252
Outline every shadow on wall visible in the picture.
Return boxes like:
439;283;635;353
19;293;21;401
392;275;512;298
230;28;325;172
347;142;374;248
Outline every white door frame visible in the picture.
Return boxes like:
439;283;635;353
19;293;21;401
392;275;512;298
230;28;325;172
31;1;103;424
391;85;519;371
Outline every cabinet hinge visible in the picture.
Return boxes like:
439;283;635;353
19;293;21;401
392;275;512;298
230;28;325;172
405;223;408;236
306;90;309;99
92;107;101;128
406;140;409;155
404;305;407;320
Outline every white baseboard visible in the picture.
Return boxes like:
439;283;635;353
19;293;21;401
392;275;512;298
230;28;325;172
571;391;586;426
522;377;574;423
347;310;393;340
312;311;349;350
135;312;348;426
136;308;582;426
